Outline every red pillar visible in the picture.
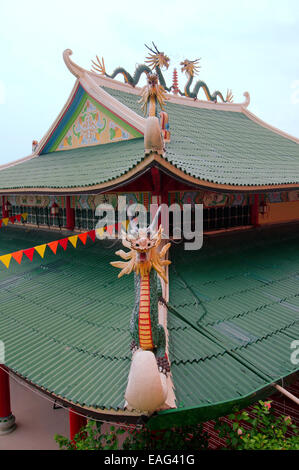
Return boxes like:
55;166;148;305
251;194;259;227
66;196;75;231
0;365;16;435
69;408;87;442
151;167;161;195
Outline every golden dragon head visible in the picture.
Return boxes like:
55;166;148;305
110;207;171;282
180;58;201;77
139;72;168;116
145;42;170;70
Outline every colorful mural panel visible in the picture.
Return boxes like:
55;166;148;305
74;193;152;211
7;190;298;217
169;191;250;208
266;192;286;203
8;195;51;208
57;98;139;151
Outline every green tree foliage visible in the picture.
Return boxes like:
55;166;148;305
54;401;298;450
215;401;299;450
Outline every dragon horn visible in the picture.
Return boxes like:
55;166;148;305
148;206;162;235
145;43;156;54
152;42;160;53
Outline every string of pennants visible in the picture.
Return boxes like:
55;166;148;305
0;220;129;269
0;213;28;228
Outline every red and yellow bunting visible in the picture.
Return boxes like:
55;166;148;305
0;230;96;269
0;220;130;269
0;213;28;228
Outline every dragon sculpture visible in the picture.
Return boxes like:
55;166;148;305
111;208;171;377
180;58;233;103
92;43;233;104
139;72;168;117
92;42;171;90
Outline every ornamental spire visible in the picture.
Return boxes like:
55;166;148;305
172;68;179;95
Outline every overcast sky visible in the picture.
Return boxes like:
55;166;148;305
0;0;298;165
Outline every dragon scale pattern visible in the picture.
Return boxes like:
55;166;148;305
138;273;154;350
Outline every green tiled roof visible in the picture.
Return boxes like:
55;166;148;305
150;227;299;428
0;139;144;190
0;227;133;410
104;87;299;187
0;226;298;427
0;86;298;190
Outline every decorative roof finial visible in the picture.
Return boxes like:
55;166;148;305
172;68;179;95
91;45;233;103
179;58;233;102
145;42;170;70
91;42;171;90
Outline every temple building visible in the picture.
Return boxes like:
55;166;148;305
0;46;298;439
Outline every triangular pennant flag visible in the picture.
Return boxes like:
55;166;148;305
88;230;96;242
2;218;9;226
22;213;28;221
9;216;16;224
0;254;12;268
48;240;59;255
35;244;47;259
68;235;78;248
59;238;68;251
15;214;22;222
24;247;35;261
11;250;24;265
78;232;88;245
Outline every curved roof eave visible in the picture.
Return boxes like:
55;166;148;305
2;152;299;194
147;371;298;430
